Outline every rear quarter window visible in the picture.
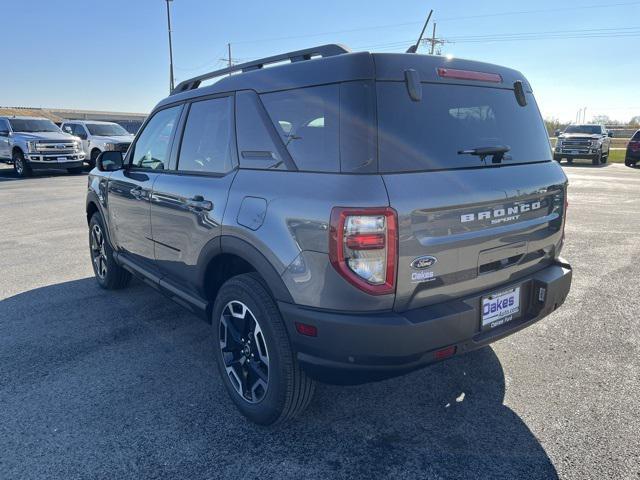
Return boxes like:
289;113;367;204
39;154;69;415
261;84;340;172
377;82;552;173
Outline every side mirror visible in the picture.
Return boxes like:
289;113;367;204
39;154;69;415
77;133;88;140
554;129;561;137
96;151;124;172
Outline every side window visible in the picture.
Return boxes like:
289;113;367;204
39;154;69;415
72;124;86;137
261;84;340;172
130;106;181;170
633;131;640;141
62;124;74;134
177;97;235;174
0;119;10;134
236;91;285;170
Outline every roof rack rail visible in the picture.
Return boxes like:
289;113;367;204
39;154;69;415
171;44;350;95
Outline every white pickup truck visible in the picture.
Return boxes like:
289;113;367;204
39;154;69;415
61;120;134;167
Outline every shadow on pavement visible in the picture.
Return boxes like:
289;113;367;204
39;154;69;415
0;165;88;181
0;278;557;479
559;161;610;169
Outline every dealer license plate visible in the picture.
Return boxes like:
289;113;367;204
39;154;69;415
482;286;520;329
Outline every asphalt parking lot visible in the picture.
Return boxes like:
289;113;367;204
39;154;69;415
0;162;638;480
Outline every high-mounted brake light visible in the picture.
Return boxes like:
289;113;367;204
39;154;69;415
437;67;502;83
329;207;397;295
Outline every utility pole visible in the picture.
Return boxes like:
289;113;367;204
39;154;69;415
430;23;437;55
165;0;175;93
422;22;449;55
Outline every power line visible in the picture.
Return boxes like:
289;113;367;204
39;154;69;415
353;27;640;51
227;1;640;46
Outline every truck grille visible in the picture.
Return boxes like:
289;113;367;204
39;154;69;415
562;139;591;148
36;142;78;155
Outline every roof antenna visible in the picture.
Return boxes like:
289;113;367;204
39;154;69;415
406;9;433;53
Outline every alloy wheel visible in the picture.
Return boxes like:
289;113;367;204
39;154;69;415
15;157;23;175
90;223;108;279
219;300;270;403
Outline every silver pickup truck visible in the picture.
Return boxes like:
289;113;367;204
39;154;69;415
0;116;86;177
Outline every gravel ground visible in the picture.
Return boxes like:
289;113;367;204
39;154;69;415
0;163;638;480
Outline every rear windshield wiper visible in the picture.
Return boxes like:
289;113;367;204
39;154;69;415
458;145;511;164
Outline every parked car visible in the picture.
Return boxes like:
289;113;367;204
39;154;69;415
0;116;85;177
60;120;134;167
553;124;612;165
86;45;572;425
625;130;640;167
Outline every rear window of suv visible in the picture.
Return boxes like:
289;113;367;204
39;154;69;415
376;83;552;173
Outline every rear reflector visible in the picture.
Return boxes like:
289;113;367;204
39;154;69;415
437;67;502;83
435;345;457;360
345;233;385;250
295;322;318;337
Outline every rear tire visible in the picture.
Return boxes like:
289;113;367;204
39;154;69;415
212;273;315;425
12;150;31;178
89;212;131;290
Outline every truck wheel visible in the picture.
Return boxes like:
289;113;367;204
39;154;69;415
89;149;101;168
12;150;31;178
592;152;602;166
554;156;562;162
566;158;573;164
601;149;608;163
89;212;131;290
212;273;315;425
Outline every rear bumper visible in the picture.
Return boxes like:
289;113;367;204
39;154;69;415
278;259;572;384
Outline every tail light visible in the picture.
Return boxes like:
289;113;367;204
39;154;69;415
437;67;502;83
329;207;397;295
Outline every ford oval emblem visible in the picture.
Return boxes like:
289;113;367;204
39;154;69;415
411;256;437;269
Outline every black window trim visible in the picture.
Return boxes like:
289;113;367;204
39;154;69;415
127;103;185;173
236;89;297;172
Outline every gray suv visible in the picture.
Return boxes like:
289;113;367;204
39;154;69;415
86;45;572;425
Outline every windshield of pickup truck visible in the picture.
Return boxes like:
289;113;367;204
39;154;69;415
8;119;60;133
377;83;551;172
563;125;601;134
86;123;130;136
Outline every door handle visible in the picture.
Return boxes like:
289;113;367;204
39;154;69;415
129;186;144;198
186;195;213;211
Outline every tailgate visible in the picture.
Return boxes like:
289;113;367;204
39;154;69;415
384;161;567;312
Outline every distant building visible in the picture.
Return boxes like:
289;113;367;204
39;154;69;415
0;106;147;133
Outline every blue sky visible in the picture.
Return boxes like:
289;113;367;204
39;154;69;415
2;0;638;122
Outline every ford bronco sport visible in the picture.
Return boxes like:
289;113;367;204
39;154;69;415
86;45;572;425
